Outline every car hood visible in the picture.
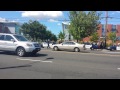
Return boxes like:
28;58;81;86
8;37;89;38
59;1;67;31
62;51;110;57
18;41;39;44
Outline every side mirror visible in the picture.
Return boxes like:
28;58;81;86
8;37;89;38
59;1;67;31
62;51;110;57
11;39;15;42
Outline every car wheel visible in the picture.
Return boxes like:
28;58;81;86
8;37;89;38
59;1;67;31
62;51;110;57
16;47;26;57
74;47;80;52
54;46;58;51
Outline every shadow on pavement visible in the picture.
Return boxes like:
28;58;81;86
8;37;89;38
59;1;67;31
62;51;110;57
0;51;48;57
0;51;16;56
25;53;48;57
0;62;37;70
0;64;32;70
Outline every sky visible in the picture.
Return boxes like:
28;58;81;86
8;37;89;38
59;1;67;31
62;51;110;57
0;11;120;36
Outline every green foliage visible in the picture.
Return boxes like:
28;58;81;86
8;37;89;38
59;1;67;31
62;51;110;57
90;32;99;42
108;32;116;44
58;31;65;41
21;20;57;42
69;11;101;42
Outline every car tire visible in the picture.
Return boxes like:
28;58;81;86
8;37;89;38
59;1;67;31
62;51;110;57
74;47;80;52
54;46;58;51
16;47;26;57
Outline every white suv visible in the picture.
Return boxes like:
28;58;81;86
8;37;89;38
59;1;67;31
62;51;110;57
0;33;41;57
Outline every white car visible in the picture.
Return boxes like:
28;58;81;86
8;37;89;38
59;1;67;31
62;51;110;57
0;33;41;57
52;41;84;52
116;43;120;50
41;42;54;48
84;43;92;50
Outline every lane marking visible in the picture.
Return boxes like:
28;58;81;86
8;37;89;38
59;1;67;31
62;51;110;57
117;68;120;70
16;58;53;63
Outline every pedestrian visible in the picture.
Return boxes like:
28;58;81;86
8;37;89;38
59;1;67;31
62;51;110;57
47;40;50;49
100;41;104;50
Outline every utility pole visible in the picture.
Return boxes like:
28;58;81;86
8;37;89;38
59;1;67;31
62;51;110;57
104;11;108;48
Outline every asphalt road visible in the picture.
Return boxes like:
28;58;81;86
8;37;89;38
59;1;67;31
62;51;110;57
0;49;120;79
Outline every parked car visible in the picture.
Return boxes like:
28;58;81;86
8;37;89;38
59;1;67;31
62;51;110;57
0;33;41;57
52;41;84;52
116;44;120;50
109;45;116;51
84;42;92;50
41;42;55;48
90;44;100;50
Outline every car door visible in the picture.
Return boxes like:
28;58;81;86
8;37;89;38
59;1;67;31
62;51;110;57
4;35;17;51
0;35;6;51
60;42;69;50
67;42;76;51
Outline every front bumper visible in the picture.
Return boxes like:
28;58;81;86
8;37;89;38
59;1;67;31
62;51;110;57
25;47;41;52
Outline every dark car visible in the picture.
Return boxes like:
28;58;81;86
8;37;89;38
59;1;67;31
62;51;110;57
110;45;116;51
90;44;100;50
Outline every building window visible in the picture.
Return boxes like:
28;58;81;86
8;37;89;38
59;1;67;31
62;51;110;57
64;25;68;29
112;25;116;32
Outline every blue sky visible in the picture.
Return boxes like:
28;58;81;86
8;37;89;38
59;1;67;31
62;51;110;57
0;11;120;36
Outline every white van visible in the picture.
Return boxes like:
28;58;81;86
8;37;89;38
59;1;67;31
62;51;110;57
0;33;41;57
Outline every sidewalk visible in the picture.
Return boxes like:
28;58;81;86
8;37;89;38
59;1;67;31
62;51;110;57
82;49;120;55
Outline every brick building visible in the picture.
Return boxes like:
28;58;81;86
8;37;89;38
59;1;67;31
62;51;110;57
62;23;120;45
83;24;120;45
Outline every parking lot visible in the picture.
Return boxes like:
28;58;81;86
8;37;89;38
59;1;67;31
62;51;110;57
0;48;120;79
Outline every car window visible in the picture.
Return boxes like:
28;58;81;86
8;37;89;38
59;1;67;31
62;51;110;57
69;42;75;45
0;35;5;40
14;35;28;41
5;35;14;41
62;42;69;45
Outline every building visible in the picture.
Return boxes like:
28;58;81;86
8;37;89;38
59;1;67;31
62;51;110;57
62;23;120;44
0;21;21;35
83;24;120;44
62;22;73;41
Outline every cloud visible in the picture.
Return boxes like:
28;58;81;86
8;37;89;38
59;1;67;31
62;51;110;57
0;17;7;22
57;23;61;26
116;11;120;13
0;17;19;22
48;19;58;22
111;12;115;15
20;11;63;19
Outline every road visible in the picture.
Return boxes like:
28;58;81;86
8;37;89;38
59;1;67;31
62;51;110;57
0;49;120;79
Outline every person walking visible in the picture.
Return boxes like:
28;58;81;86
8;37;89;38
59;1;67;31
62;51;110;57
47;40;50;49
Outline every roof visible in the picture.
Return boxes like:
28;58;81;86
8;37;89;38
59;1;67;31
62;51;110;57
0;33;18;35
0;21;21;25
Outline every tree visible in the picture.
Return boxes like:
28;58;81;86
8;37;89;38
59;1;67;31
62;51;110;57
108;32;116;45
21;20;47;41
90;32;99;42
58;31;65;42
50;34;57;41
21;20;57;42
69;11;101;42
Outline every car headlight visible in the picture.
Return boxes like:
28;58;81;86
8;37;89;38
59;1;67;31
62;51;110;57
26;43;33;47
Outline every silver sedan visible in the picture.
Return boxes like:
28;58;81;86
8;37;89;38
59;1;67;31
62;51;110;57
52;41;84;52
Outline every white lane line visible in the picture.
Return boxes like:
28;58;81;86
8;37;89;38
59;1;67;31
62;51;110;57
117;68;120;70
16;58;53;63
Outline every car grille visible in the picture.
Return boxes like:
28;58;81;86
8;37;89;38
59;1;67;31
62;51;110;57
34;44;40;47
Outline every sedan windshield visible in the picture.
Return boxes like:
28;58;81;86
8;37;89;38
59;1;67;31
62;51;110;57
14;35;28;41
